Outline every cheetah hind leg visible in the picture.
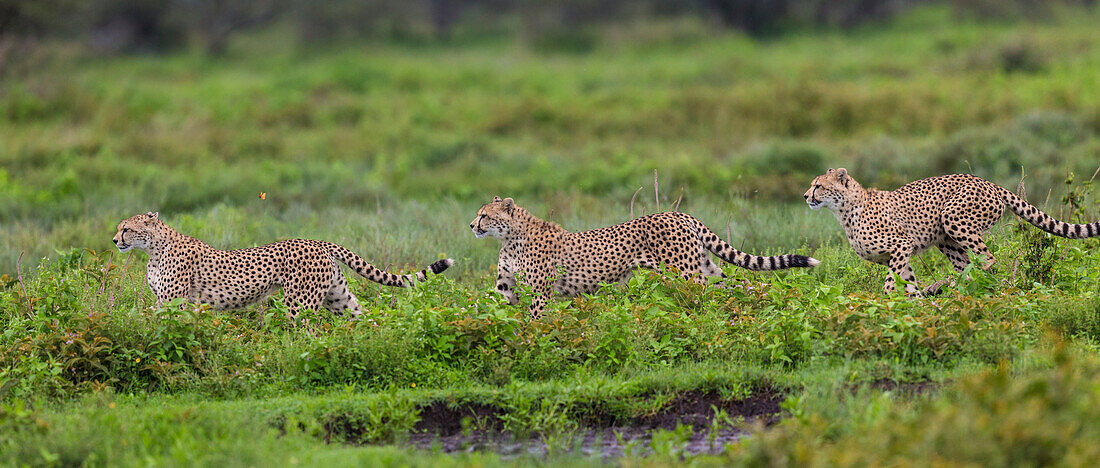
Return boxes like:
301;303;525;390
323;273;363;318
663;244;720;287
696;257;727;288
921;241;972;296
941;193;1000;272
942;219;998;295
494;270;519;305
948;234;996;271
925;234;998;297
919;278;953;297
282;278;326;322
938;241;973;273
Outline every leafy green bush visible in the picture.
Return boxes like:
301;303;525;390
731;341;1100;466
5;239;1093;401
1046;293;1100;342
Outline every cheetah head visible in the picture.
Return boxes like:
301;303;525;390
113;211;162;252
804;168;858;210
471;196;516;239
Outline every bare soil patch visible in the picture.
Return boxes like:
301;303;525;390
385;389;784;457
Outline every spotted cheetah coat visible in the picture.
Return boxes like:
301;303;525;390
804;169;1100;294
471;197;819;317
113;212;453;318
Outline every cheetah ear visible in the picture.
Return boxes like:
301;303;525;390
836;168;848;179
493;196;502;203
502;197;515;214
145;211;159;219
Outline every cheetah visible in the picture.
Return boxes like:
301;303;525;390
470;197;819;317
113;212;453;318
804;168;1100;295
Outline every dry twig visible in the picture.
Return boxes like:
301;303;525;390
726;214;733;244
111;251;135;313
672;187;684;212
629;186;643;218
99;251;113;296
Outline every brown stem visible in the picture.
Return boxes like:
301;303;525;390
629;186;643;219
138;270;148;309
111;251;134;313
16;251;32;317
653;169;660;212
99;251;113;295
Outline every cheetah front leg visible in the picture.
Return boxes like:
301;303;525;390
519;261;555;319
883;241;919;295
494;268;519;305
152;267;194;309
526;276;553;319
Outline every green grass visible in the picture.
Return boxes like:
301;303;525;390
3;228;1100;465
4;4;1100;466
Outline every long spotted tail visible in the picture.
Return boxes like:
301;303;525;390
695;222;820;271
997;186;1100;239
326;243;454;287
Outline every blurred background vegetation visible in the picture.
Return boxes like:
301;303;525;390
2;0;1099;277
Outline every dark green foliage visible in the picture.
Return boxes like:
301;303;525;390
734;341;1100;466
1047;294;1100;341
2;237;1095;401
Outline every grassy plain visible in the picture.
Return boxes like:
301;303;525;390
3;5;1100;466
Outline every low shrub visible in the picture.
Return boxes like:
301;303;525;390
731;341;1100;465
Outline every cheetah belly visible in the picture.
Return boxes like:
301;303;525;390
846;211;910;264
555;239;638;296
194;257;283;310
850;240;890;264
892;202;949;253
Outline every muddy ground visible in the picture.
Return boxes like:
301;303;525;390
395;390;780;458
322;382;937;458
